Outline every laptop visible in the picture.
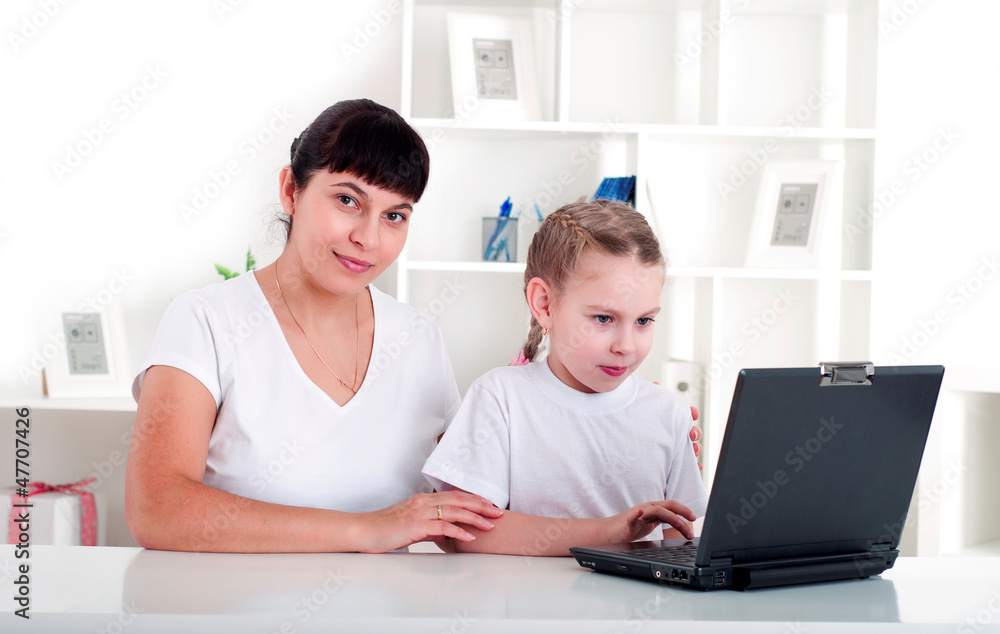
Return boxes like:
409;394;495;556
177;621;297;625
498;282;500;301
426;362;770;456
570;362;944;590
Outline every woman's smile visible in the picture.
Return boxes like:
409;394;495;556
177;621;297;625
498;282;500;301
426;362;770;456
336;252;374;274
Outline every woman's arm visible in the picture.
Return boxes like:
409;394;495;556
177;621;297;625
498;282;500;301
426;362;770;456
125;366;501;553
446;488;695;557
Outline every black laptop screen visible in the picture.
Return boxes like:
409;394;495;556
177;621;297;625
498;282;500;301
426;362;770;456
696;366;943;566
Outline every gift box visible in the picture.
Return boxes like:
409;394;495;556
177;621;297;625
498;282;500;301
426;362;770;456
3;482;107;546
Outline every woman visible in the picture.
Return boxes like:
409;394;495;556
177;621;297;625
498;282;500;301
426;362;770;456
125;99;502;553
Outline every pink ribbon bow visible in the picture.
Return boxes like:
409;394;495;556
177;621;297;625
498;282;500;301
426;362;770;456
8;478;98;546
508;348;529;366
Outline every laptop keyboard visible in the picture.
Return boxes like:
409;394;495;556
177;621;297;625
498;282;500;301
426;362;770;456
620;545;699;566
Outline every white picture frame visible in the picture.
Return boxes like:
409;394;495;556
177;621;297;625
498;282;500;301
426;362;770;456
446;12;541;121
43;302;132;399
744;159;844;269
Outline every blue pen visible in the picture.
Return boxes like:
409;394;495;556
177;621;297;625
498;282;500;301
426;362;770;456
484;197;513;260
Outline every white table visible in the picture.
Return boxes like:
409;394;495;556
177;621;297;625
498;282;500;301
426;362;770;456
1;546;999;633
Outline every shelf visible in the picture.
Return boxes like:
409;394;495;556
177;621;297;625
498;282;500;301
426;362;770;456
946;539;1000;558
668;267;873;281
413;0;866;15
402;0;882;483
733;0;868;16
402;262;873;281
403;261;526;273
0;395;136;413
548;0;868;15
414;0;556;7
411;117;877;140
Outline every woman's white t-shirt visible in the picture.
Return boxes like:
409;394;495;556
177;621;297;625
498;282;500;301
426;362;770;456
132;273;461;512
422;360;708;539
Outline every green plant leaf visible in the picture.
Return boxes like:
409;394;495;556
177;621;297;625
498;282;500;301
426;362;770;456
215;264;236;280
246;248;256;272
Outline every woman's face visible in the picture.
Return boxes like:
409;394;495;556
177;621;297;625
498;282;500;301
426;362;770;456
280;168;413;295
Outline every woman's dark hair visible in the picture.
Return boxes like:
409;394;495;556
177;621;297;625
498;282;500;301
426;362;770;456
289;99;429;198
280;99;430;238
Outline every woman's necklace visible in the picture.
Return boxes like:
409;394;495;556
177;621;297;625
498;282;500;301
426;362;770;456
274;262;361;394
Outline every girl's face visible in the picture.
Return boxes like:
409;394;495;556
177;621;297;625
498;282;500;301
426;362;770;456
544;252;664;394
280;168;413;295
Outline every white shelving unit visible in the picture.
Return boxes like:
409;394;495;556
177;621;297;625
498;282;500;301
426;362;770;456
0;396;136;413
917;368;1000;557
396;0;879;488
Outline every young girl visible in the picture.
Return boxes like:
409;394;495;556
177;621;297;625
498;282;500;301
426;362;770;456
422;199;708;556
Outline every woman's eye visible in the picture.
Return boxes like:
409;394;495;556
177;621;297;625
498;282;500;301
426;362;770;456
595;315;612;324
385;211;407;224
637;317;654;326
337;194;357;207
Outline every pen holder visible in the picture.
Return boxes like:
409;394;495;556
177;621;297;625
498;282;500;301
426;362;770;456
482;217;518;262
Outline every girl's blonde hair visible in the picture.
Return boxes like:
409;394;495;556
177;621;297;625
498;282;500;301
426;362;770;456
522;199;665;361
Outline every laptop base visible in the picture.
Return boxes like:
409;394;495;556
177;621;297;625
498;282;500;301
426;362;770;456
571;542;898;591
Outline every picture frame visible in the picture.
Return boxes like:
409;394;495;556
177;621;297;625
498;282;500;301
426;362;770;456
43;302;132;399
744;159;844;269
446;12;541;121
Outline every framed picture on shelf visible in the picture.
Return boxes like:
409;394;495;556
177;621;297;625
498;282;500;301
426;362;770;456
744;160;844;269
446;12;541;121
42;302;132;399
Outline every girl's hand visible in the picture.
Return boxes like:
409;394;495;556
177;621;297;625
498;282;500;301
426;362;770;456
605;500;696;544
354;491;504;553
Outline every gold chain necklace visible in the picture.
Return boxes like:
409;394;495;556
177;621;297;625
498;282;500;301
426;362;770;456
274;262;360;394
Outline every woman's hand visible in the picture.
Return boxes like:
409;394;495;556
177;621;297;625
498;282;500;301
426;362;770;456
652;384;703;469
690;406;703;470
354;491;504;553
604;499;696;545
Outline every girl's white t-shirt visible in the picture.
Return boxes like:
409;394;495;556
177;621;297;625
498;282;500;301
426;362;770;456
422;360;708;539
132;273;461;512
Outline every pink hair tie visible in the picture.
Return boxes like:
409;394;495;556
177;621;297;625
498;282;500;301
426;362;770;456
508;348;530;366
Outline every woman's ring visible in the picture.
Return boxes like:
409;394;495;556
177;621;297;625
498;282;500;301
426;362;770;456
436;505;443;520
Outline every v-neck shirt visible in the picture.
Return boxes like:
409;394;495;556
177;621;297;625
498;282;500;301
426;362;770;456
133;273;461;512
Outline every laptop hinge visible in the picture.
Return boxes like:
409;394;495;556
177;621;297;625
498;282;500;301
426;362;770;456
710;556;734;566
870;542;892;553
819;361;874;386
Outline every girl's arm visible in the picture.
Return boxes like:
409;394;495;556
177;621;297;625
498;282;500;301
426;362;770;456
446;487;695;557
125;365;502;553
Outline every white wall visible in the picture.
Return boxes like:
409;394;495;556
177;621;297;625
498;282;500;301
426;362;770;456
872;1;1000;370
1;0;403;394
0;0;405;547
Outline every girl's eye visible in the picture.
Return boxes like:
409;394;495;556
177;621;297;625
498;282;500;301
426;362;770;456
385;211;407;224
595;315;612;324
337;194;358;208
637;317;654;326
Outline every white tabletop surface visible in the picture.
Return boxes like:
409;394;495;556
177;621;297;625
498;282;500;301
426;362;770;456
1;545;999;633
